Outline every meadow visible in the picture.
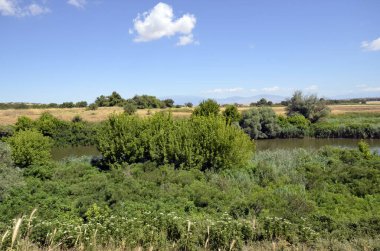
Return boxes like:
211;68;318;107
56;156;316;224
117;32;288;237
1;104;380;125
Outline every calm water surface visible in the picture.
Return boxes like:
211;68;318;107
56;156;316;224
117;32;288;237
52;138;380;160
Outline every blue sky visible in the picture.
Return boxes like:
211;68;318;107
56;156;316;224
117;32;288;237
1;0;380;103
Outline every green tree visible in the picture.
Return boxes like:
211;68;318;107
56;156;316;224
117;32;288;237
239;107;281;139
192;99;220;117
184;102;193;108
95;95;109;107
7;130;52;168
108;91;124;106
75;101;88;108
124;102;137;115
286;91;330;122
222;104;241;124
257;98;268;106
162;99;175;108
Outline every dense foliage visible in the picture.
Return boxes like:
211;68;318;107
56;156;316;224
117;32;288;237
14;113;99;147
6;130;52;168
0;145;379;250
97;113;254;171
93;92;176;109
222;104;241;124
239;107;281;139
192;99;220;117
0;142;23;202
286;91;330;122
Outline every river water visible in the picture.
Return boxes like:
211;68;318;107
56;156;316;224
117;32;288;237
52;138;380;160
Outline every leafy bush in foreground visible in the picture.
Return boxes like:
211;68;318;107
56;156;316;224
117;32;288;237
7;130;52;168
0;146;379;250
97;113;255;170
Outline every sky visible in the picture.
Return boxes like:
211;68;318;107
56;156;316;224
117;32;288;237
0;0;380;103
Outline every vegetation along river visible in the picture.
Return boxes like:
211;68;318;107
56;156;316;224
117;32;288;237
52;138;380;160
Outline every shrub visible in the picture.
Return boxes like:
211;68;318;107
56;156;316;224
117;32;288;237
0;125;14;139
97;113;254;171
124;102;137;115
192;99;220;117
287;91;330;122
7;130;52;168
222;104;241;124
277;114;310;138
239;107;281;139
86;103;98;110
14;116;35;131
0;142;23;201
184;102;193;108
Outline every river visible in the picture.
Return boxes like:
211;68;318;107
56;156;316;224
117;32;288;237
52;138;380;160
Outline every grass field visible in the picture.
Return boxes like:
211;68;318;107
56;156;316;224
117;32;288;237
0;104;380;125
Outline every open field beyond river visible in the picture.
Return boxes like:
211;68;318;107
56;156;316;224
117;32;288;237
1;104;380;125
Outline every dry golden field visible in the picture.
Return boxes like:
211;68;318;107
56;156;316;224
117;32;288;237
0;104;380;125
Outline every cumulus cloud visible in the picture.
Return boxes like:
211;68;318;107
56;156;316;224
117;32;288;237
262;86;281;92
205;88;244;94
131;2;197;45
0;0;50;17
361;37;380;51
177;34;195;46
67;0;86;9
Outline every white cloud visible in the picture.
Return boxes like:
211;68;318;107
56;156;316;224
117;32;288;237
305;85;318;91
0;0;17;16
132;2;197;45
357;85;380;92
205;88;244;94
262;86;280;92
361;37;380;51
27;3;50;15
177;34;195;46
67;0;86;9
0;0;50;17
250;88;257;92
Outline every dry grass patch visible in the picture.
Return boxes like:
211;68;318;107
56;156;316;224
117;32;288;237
0;104;380;125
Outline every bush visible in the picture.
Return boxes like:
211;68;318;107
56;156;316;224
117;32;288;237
124;102;137;115
7;130;52;168
97;113;255;171
287;91;330;122
14;116;35;131
222;104;241;124
0;142;23;201
192;99;220;117
184;102;193;108
0;125;14;140
86;103;98;111
277;114;311;138
239;107;281;139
